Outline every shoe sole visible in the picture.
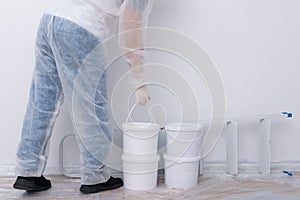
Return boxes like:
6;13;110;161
13;179;51;192
80;183;123;194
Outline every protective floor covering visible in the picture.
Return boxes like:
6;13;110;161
1;173;300;200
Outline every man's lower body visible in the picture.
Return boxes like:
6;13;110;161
13;14;123;194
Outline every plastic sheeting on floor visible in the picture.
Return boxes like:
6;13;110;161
1;172;300;199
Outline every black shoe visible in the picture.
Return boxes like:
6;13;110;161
13;175;51;192
80;176;123;194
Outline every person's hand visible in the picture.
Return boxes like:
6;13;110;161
134;85;150;106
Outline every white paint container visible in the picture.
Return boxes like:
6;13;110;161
165;123;203;158
122;122;160;155
164;154;200;189
122;153;160;190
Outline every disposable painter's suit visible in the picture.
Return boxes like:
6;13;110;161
15;0;153;185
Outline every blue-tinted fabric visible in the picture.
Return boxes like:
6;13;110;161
15;14;113;185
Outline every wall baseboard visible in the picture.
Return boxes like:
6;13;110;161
202;161;300;173
1;161;299;177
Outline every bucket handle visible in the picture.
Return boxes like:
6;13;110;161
125;103;156;124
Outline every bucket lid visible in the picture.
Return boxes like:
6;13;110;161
122;122;160;132
163;154;201;163
122;153;160;163
165;123;203;132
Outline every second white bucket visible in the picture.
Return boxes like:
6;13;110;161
164;154;200;189
165;123;203;158
122;153;160;190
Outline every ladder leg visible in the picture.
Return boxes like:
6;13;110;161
199;159;203;175
258;119;271;174
226;121;238;175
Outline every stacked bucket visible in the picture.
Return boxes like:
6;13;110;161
164;123;203;189
121;104;203;190
122;121;160;190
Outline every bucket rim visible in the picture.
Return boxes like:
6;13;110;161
122;122;160;131
163;154;201;163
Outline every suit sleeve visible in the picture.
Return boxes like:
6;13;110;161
118;0;154;69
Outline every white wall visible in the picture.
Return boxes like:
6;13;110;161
0;0;299;174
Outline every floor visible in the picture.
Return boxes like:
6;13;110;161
1;173;300;200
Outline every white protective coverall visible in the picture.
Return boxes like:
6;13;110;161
15;0;153;185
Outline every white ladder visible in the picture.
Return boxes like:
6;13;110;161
223;112;292;175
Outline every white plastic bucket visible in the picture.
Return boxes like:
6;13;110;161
164;154;200;189
165;123;203;157
122;122;160;155
122;104;160;155
122;153;160;190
